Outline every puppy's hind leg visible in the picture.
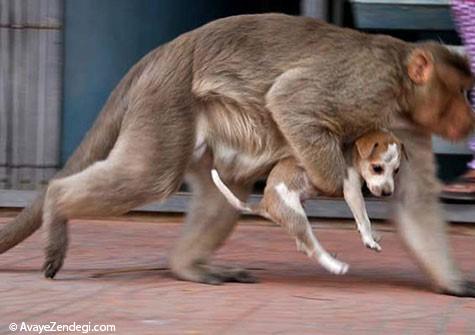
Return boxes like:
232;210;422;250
269;183;349;275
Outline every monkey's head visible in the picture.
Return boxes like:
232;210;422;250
406;43;474;141
353;130;405;197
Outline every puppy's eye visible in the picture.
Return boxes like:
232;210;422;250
371;164;384;174
394;167;400;175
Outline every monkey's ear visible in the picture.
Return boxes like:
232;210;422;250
355;136;377;159
407;48;433;85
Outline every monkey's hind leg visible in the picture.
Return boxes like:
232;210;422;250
42;109;195;278
41;209;67;278
170;158;256;285
43;154;190;278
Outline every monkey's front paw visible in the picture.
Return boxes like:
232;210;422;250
461;282;475;297
441;281;475;298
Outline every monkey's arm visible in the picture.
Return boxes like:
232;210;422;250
392;128;475;297
266;68;346;195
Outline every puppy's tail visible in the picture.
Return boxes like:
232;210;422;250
211;169;257;214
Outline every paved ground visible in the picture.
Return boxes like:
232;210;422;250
0;212;475;335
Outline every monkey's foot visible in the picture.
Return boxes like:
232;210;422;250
43;248;66;279
441;281;475;298
172;263;258;285
207;265;258;283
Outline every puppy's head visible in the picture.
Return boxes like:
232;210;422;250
353;130;405;197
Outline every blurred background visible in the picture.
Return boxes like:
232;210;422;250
0;0;472;220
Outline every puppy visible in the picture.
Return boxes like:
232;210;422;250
211;130;404;275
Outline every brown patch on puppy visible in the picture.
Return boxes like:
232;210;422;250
354;130;402;164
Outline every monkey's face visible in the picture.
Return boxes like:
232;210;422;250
413;67;474;141
408;47;475;141
354;131;403;197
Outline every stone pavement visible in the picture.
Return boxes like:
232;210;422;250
0;213;475;335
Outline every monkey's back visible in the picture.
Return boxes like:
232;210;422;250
190;14;408;142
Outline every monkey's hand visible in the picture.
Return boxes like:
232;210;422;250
298;131;346;195
266;67;346;195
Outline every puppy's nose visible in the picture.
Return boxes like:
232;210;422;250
382;190;392;197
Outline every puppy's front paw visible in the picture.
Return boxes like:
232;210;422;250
363;237;382;252
372;231;382;243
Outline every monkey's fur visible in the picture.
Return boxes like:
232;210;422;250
1;14;474;295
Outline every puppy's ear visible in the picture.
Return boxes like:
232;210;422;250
355;136;378;159
401;143;410;161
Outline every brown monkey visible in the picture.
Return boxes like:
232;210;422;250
0;14;474;295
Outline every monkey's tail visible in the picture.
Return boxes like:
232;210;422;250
211;169;258;214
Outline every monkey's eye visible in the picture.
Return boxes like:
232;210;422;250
371;164;384;174
467;90;473;104
461;89;472;103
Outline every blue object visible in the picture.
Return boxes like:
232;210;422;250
351;2;454;30
61;0;229;164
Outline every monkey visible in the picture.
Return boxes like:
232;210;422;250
0;14;474;296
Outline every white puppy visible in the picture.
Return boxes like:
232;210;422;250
212;130;405;275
